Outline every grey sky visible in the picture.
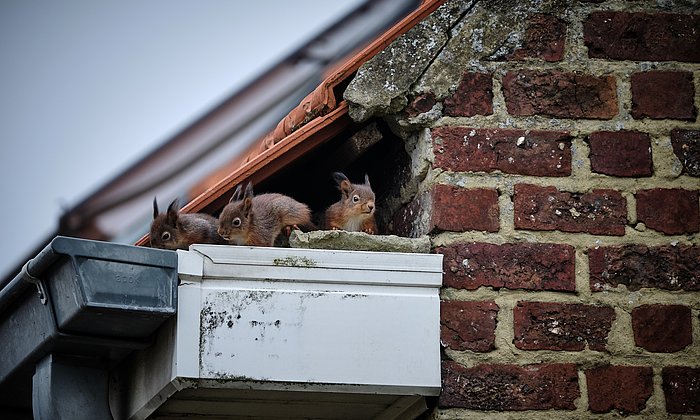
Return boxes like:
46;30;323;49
0;0;364;275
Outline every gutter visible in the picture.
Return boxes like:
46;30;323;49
0;236;178;419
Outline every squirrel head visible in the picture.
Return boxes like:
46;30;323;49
218;182;255;243
332;172;375;218
150;198;188;249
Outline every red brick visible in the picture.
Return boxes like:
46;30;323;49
589;244;700;291
587;131;652;177
514;184;627;236
440;361;579;410
405;92;437;118
443;72;493;117
584;12;700;62
392;191;430;237
663;366;700;414
433;127;571;176
636;188;700;235
514;301;615;351
631;72;696;121
632;304;692;353
432;184;499;233
502;70;617;119
392;185;500;236
671;129;700;177
436;242;576;291
586;365;653;413
441;300;498;352
508;14;566;62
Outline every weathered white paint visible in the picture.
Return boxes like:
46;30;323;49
112;245;443;419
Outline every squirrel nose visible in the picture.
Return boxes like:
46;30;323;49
367;202;374;211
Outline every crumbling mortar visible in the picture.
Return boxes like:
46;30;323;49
575;248;591;300
432;169;700;200
625;191;638;227
576;369;588;412
434;112;700;137
652;367;667;415
498;191;515;236
570;137;591;179
431;227;700;250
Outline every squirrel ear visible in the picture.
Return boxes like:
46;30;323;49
242;197;253;217
332;172;349;185
242;183;254;217
166;199;179;225
244;182;254;199
153;197;159;219
332;172;351;197
364;174;371;188
230;185;242;203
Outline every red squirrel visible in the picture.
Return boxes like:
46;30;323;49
150;198;226;250
218;182;313;247
322;172;378;234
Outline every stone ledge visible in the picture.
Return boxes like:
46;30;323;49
289;230;431;254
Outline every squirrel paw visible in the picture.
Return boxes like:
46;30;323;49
284;225;301;237
362;228;375;235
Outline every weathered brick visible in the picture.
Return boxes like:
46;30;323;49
513;184;627;236
584;12;700;62
631;72;696;121
441;300;499;352
508;14;566;62
514;301;615;351
663;366;700;414
671;129;700;177
589;244;700;291
443;72;493;117
433;127;571;176
632;304;692;353
502;70;617;119
432;184;500;233
405;92;437;118
636;188;700;235
440;361;579;410
586;365;653;414
392;191;429;238
436;242;576;291
392;185;500;237
587;131;652;177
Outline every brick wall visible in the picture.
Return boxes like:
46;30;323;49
349;0;700;417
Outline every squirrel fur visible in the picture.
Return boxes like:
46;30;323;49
218;182;313;247
150;198;225;250
322;172;377;234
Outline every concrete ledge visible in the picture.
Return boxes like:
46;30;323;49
289;230;431;254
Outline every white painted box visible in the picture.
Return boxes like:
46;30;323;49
112;245;443;419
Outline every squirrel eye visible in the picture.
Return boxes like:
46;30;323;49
352;195;360;203
232;217;241;227
161;231;171;241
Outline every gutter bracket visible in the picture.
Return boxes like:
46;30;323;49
21;261;48;305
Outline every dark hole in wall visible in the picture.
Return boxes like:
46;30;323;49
249;119;411;234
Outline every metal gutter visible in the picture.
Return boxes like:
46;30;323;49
0;236;178;418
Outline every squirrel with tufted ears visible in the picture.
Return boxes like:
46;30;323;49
322;172;378;234
218;182;313;247
150;198;226;250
